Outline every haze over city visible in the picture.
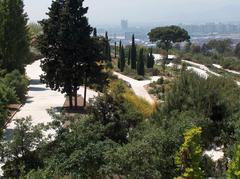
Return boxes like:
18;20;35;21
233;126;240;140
24;0;240;26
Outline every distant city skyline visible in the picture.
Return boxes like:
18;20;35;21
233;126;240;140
24;0;240;26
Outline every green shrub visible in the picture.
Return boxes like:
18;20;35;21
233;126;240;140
3;70;29;102
0;80;18;136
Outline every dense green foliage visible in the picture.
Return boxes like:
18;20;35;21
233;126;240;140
0;0;30;73
148;25;190;59
2;117;45;178
3;70;28;102
0;0;29;139
0;81;17;137
38;0;106;108
207;39;232;54
1;69;240;178
164;71;240;145
175;127;205;179
0;70;28;137
227;145;240;178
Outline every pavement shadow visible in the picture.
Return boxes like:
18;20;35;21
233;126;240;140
30;79;41;85
29;86;48;92
25;96;34;104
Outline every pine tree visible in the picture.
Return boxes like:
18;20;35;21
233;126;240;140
131;34;137;69
120;46;125;72
38;0;102;108
0;0;30;73
128;47;131;65
147;48;155;68
137;48;145;76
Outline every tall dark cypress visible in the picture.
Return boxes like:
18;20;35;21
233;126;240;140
147;48;155;68
93;28;97;37
114;41;117;58
131;34;137;69
120;46;125;72
0;0;30;73
118;40;122;69
137;48;145;76
105;31;111;61
128;47;131;65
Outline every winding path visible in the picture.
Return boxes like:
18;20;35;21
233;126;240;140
183;60;240;86
114;72;160;104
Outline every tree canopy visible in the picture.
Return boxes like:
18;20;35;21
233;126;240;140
0;0;30;73
38;0;105;108
148;25;190;54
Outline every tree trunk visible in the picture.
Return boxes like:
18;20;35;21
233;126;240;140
69;93;73;108
83;72;87;107
74;87;78;108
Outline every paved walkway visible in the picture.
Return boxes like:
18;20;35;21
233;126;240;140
183;60;240;86
7;60;98;129
114;72;160;104
213;63;240;75
182;60;221;77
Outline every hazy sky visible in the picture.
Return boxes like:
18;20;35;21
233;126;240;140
24;0;240;26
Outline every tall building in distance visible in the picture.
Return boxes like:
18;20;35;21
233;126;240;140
121;19;128;31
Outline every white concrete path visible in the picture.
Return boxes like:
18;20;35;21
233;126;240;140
182;60;240;86
182;60;221;77
7;60;65;128
7;60;98;128
213;63;240;75
114;72;160;104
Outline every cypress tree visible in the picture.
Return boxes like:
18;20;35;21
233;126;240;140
147;48;155;68
105;31;111;61
0;0;30;73
118;40;122;69
38;0;102;108
131;34;137;69
120;46;125;72
128;47;131;65
114;41;117;58
93;28;97;37
0;2;3;66
137;48;145;76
